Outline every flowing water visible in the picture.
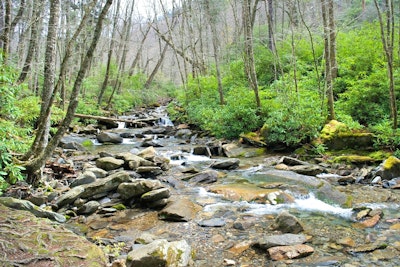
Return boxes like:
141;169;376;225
77;107;400;266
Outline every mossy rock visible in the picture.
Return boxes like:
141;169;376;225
332;155;379;165
319;120;374;150
376;156;400;179
240;132;267;147
0;203;107;266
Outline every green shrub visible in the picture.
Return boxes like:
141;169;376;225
370;120;400;150
0;144;26;195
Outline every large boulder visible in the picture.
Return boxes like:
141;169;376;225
375;156;400;180
96;132;123;143
0;203;107;266
274;211;304;234
159;197;202;222
117;179;163;200
210;159;240;170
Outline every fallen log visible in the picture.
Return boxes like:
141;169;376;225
74;113;158;124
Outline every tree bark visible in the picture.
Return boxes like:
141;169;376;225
24;0;113;184
243;0;261;108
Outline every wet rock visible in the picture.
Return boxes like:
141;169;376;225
136;166;163;176
154;156;170;171
256;233;308;249
135;233;158;244
197;218;226;227
347;242;387;253
222;143;245;158
287;164;325;176
141;140;163;147
70;170;97;188
185;169;220;184
96;156;125;171
267;244;314;260
159;197;202;222
141;188;171;203
126;239;192;267
175;129;192;139
77;200;100;214
274;211;304;234
61;141;86;151
279;156;310;166
81;124;99;134
96;132;123;143
193;146;212;157
0;197;66;223
228;240;253;255
117;179;163;200
210;159;240;170
26;193;48;206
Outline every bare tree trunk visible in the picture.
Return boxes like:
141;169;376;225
243;0;261;108
98;0;120;106
204;0;224;105
16;0;41;84
321;0;336;120
374;0;397;129
143;42;168;90
128;22;151;76
24;0;113;184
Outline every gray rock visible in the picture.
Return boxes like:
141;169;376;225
136;166;163;176
256;233;308;249
193;146;212;157
84;167;108;178
211;159;240;170
141;140;163;147
222;143;245;158
61;141;86;151
96;132;123;143
274;211;304;234
70;170;97;188
0;197;66;223
77;200;100;215
186;170;219;184
55;185;85;208
79;171;131;199
159;198;202;222
117;179;163;200
279;156;310;166
96;156;124;171
288;164;325;176
141;188;170;203
126;239;192;267
175;129;192;139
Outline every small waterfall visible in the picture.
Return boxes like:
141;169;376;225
158;117;174;127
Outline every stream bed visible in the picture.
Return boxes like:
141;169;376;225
63;107;400;267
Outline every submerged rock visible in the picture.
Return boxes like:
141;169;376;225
255;233;308;249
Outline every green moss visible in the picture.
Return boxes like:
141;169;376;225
112;203;126;210
343;195;353;208
368;151;391;160
82;139;94;147
383;156;400;170
333;155;377;164
320;120;348;140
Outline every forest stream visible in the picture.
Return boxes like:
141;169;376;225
2;106;400;267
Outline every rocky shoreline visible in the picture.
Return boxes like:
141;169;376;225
1;107;400;266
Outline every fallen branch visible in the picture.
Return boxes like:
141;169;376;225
74;113;158;124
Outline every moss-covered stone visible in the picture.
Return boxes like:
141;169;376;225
332;155;379;165
319;120;375;150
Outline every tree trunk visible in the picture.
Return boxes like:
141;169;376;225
321;0;336;120
16;0;41;84
374;0;397;129
243;0;261;108
24;0;113;184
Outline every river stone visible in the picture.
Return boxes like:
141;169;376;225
136;166;163;175
137;146;157;161
96;132;123;143
186;169;219;184
141;140;163;147
85;167;108;178
77;200;100;215
96;156;125;171
375;156;400;180
175;128;192;139
55;185;85;208
279;156;310;166
126;239;192;267
70;170;97;188
193;146;212;157
0;203;107;266
274;211;304;234
117;179;163;200
287;164;325;176
61;140;86;151
256;233;308;249
79;171;131;199
267;244;314;260
145;198;169;209
0;197;66;223
154;155;170;171
141;188;171;203
222;143;246;158
211;159;240;170
159;197;202;222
